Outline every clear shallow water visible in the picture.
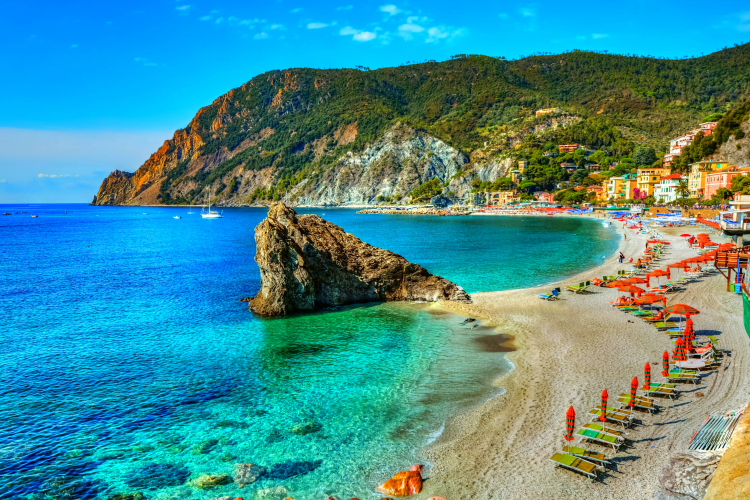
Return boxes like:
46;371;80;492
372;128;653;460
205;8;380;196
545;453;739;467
0;205;617;500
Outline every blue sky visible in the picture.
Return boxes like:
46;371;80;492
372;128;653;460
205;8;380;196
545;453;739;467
1;1;749;202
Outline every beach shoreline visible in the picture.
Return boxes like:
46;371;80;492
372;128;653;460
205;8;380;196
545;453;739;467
418;217;749;500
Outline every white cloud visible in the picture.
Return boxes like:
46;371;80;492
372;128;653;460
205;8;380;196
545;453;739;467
519;7;536;17
307;22;330;29
399;23;424;33
176;4;191;14
426;26;451;42
592;33;609;39
270;24;285;30
0;179;6;183
215;17;224;24
38;173;75;178
498;13;509;19
200;15;211;21
738;11;750;31
380;4;401;16
134;57;158;67
290;8;303;13
336;5;353;10
254;32;269;39
340;26;377;41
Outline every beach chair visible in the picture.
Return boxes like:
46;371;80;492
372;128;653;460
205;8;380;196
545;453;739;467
549;452;599;483
643;385;678;400
566;282;585;293
539;287;561;300
587;409;632;428
653;321;678;330
617;397;657;414
576;428;623;451
583;422;627;438
562;445;611;469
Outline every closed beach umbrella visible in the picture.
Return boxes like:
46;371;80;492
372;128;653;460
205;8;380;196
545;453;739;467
662;350;670;377
684;317;695;346
565;406;576;441
673;337;688;362
629;377;638;407
665;304;700;317
643;362;651;390
599;389;609;422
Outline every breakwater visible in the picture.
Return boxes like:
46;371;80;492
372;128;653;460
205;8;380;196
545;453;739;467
357;208;470;216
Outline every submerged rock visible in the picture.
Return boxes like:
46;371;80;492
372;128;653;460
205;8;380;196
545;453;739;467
290;421;322;435
256;485;290;498
193;474;233;489
124;463;191;490
249;203;471;316
193;438;220;454
264;460;323;480
376;465;424;497
107;494;145;500
235;463;266;487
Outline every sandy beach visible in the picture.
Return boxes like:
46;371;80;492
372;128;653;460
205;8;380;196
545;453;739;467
422;216;750;500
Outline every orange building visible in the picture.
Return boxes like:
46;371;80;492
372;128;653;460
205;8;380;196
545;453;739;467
559;144;580;152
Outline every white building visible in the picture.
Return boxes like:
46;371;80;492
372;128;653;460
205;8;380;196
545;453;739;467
654;173;684;203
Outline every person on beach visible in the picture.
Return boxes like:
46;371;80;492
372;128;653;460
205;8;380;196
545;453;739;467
619;252;625;263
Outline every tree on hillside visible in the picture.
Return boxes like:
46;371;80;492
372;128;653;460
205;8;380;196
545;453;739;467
731;175;750;194
633;146;657;166
675;178;690;199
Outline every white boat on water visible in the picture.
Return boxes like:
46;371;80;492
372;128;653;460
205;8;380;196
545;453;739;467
201;191;223;219
174;216;182;219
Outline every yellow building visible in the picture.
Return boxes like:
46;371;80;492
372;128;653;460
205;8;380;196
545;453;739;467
486;190;521;206
689;160;732;198
606;175;638;200
636;167;671;198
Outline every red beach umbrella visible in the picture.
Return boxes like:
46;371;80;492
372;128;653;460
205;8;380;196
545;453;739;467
662;350;670;377
684;317;695;346
643;362;651;390
565;406;576;441
629;377;638;407
673;337;688;362
623;277;648;285
599;390;609;422
648;269;671;280
606;280;630;288
665;304;700;317
637;294;666;305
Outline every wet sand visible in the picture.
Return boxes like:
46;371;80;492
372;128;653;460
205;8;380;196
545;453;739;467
421;219;750;500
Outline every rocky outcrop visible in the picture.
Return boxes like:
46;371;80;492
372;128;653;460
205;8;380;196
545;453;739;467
654;452;721;500
249;203;470;316
715;120;750;167
376;465;424;497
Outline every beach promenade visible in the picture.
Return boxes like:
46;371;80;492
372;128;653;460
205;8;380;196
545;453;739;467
426;218;750;499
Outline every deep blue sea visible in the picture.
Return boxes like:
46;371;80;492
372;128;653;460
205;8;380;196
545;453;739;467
0;204;618;500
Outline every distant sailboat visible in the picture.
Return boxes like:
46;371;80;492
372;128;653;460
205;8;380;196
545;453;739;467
187;204;194;214
201;190;223;219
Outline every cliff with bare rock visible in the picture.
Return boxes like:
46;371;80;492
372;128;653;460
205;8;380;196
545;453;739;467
249;203;471;316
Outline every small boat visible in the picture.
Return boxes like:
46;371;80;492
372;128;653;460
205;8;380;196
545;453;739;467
31;215;38;217
2;212;11;215
201;189;223;219
174;216;182;219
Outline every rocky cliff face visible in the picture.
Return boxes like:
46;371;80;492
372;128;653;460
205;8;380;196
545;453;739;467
715;120;750;167
249;203;471;316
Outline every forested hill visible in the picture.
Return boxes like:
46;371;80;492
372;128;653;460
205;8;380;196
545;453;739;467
93;43;750;206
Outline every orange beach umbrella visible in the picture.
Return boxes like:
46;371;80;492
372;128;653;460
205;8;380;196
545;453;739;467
618;285;646;296
629;377;639;407
665;304;700;317
565;406;576;441
662;351;670;377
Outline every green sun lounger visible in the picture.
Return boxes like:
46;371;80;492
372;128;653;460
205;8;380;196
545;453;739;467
562;445;610;468
583;422;627;438
617;397;657;414
550;452;599;483
644;385;678;399
653;322;678;330
577;428;622;451
588;408;632;428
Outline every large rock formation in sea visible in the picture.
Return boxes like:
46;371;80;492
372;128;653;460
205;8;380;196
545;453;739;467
249;203;471;316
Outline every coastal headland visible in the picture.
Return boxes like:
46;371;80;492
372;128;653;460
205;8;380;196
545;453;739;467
421;217;750;500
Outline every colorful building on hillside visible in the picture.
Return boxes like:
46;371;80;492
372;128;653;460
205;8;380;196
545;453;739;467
688;160;732;198
486;190;521;206
606;174;638;201
534;191;555;203
561;162;577;173
636;167;672;198
517;160;529;172
654;173;685;204
559;144;580;152
700;122;719;136
535;108;562;116
704;166;746;199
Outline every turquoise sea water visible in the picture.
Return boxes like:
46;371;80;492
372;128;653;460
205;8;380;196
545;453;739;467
0;205;618;500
